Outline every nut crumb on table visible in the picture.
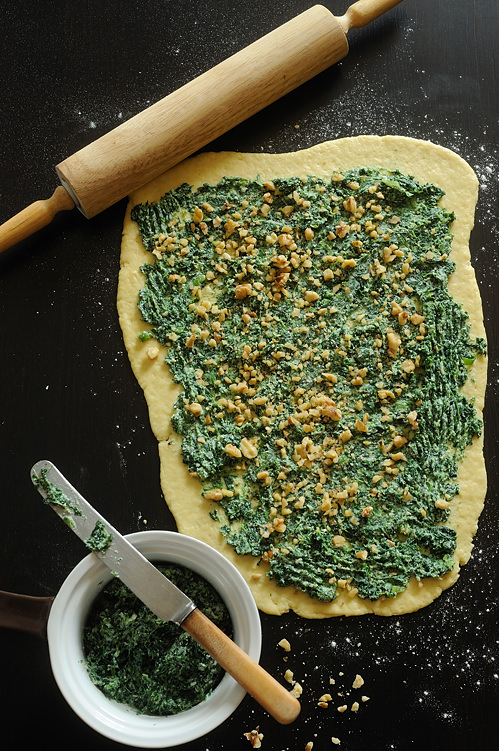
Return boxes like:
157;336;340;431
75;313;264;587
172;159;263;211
352;673;364;689
244;727;264;748
290;681;303;698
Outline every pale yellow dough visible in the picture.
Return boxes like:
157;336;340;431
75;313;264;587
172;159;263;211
118;136;487;617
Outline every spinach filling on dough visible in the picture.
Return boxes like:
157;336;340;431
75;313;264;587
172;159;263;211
132;169;485;601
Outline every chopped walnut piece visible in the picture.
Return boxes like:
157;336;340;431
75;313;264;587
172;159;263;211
203;488;223;502
186;402;203;416
304;289;320;302
407;410;419;428
240;437;258;459
235;283;252;299
343;196;357;213
339;428;352;443
386;330;401;357
244;727;264;748
354;418;368;433
410;313;425;325
224;443;242;458
392;434;407;448
322;404;342;421
435;498;451;509
401;358;415;373
290;682;303;698
146;346;159;359
352;674;365;689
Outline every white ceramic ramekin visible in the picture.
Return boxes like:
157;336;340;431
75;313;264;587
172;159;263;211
47;530;262;747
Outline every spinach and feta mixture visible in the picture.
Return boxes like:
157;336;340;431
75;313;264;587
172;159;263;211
132;168;485;602
84;563;232;715
33;469;113;552
84;519;113;553
32;467;82;524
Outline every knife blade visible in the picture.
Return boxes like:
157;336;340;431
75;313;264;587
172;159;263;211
30;459;301;724
31;459;195;626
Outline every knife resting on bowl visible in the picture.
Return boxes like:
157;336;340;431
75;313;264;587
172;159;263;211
31;460;301;725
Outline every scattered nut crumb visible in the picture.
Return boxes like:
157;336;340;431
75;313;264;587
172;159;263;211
290;682;303;698
337;704;348;713
331;738;341;746
351;701;360;712
361;695;370;702
244;727;263;748
352;674;365;689
278;638;291;652
305;743;314;751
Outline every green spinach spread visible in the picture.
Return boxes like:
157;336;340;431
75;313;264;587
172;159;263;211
85;520;113;553
132;168;485;602
83;563;232;715
33;467;82;526
33;470;113;552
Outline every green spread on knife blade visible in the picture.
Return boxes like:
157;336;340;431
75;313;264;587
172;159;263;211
84;519;113;553
33;468;113;553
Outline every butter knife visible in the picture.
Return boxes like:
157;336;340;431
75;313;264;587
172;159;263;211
31;460;300;725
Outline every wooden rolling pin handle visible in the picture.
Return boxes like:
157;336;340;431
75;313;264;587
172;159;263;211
338;0;404;31
0;186;75;254
182;608;301;725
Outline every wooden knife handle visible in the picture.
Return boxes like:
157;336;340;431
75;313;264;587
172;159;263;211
0;590;54;638
0;186;74;254
182;608;301;725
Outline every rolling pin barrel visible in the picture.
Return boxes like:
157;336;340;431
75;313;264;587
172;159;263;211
56;5;349;218
0;1;403;253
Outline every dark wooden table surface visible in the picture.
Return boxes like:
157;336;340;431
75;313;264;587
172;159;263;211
1;1;497;749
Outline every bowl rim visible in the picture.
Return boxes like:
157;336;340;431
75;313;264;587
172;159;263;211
47;530;262;747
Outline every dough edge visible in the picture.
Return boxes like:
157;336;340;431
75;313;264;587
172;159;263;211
118;135;487;618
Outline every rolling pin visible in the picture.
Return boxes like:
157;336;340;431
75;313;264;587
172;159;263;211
0;0;403;253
